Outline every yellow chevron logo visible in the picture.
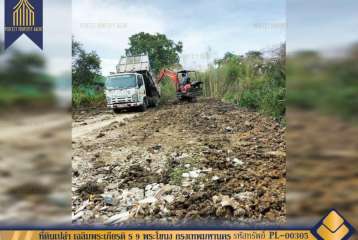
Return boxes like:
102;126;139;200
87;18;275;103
316;211;350;240
12;0;35;27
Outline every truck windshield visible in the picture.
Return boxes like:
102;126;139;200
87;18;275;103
106;74;137;90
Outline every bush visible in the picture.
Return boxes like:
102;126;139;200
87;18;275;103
159;77;177;104
72;85;105;108
198;50;286;121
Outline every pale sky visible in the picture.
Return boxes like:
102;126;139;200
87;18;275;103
1;1;358;74
72;0;286;75
288;0;358;54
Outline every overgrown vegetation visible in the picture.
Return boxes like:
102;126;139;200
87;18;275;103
72;37;105;108
287;45;358;120
72;76;106;108
198;45;286;121
159;77;177;103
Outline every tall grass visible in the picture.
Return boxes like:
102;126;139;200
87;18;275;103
198;54;285;121
72;75;106;108
159;77;177;103
72;85;105;108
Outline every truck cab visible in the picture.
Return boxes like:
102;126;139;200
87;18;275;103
105;54;160;113
105;72;147;112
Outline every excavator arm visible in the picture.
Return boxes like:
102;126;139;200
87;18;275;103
158;69;179;90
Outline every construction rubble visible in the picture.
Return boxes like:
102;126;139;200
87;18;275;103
72;99;286;224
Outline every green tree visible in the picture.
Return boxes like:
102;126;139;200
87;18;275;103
72;36;82;57
72;37;101;86
246;50;263;60
125;32;183;73
215;52;243;66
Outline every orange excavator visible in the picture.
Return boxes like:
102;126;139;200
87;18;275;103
158;69;203;102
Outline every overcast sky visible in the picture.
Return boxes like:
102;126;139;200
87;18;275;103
1;1;358;74
72;0;286;75
288;0;358;55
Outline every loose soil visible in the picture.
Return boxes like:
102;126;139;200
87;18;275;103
72;99;286;225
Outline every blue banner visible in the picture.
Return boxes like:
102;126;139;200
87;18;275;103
4;0;43;49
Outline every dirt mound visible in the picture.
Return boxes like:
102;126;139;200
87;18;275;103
72;98;286;224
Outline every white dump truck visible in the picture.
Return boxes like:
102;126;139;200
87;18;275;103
105;54;160;113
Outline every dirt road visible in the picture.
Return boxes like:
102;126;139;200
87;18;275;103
72;99;286;224
72;111;137;139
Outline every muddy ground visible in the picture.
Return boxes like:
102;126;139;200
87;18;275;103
72;99;286;225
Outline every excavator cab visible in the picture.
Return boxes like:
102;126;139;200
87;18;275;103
176;70;203;101
158;69;203;102
177;70;194;85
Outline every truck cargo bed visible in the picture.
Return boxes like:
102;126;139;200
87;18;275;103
116;54;160;98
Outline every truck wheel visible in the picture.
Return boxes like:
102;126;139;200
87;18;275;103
113;108;121;114
189;97;197;103
149;97;159;107
139;98;148;112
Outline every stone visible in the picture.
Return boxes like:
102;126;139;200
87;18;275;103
139;197;157;204
182;173;190;178
233;158;244;166
152;144;162;150
265;151;286;158
104;211;130;224
221;195;235;207
75;200;90;214
102;194;114;205
234;207;246;217
234;192;255;201
244;121;252;127
212;176;220;181
189;170;201;178
163;195;175;204
72;211;84;221
212;195;221;204
224;127;233;133
97;132;105;138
